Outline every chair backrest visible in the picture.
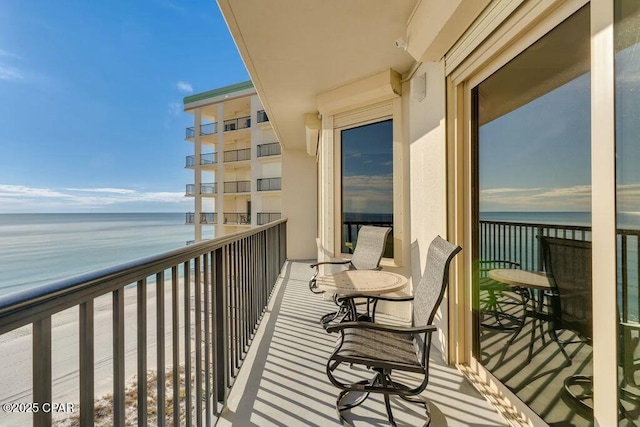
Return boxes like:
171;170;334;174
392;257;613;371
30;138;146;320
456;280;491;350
540;236;592;339
349;226;392;270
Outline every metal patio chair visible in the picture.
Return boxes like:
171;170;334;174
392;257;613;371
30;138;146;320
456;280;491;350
325;236;461;426
309;226;391;327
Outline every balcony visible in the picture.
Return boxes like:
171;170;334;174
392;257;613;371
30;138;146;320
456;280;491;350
257;212;281;225
223;213;250;225
223;148;251;163
199;212;217;224
223;180;251;194
186;123;217;139
185;183;216;196
257;177;281;191
0;219;509;427
257;109;269;123
257;142;281;157
223;116;251;132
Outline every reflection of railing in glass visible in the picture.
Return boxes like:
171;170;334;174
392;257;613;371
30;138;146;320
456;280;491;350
257;178;281;191
479;219;640;322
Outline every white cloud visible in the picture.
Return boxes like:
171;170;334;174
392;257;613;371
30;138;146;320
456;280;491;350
0;65;23;81
0;49;21;59
168;101;182;116
176;81;193;93
0;184;190;213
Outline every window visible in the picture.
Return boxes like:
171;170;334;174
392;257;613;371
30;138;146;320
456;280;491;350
340;119;393;257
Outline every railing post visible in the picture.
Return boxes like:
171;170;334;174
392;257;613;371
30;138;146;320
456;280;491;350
536;226;544;271
156;272;165;425
33;316;52;427
79;301;94;426
113;288;125;427
213;247;228;405
137;278;147;427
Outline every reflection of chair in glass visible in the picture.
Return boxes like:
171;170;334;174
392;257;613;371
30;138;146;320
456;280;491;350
541;236;593;406
479;260;522;331
325;236;461;426
309;226;391;327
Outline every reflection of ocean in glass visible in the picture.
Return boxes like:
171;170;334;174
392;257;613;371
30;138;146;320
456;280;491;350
480;211;640;321
0;213;192;297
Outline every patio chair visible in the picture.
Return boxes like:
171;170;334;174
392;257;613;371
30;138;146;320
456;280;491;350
325;236;461;426
309;226;391;328
479;260;523;331
309;225;391;293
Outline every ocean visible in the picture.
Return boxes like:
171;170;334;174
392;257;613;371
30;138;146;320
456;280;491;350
0;213;193;297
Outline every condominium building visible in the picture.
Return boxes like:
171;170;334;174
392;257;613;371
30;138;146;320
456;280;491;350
183;81;282;243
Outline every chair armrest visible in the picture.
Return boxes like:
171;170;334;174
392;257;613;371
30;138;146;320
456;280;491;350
326;321;437;335
310;260;351;269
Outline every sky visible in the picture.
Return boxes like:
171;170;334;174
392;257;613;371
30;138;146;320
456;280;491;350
0;0;249;213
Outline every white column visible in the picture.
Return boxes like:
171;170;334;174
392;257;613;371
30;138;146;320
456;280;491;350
216;103;225;234
194;108;203;243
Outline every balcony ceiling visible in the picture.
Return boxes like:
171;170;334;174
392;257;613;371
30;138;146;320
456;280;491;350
217;0;419;150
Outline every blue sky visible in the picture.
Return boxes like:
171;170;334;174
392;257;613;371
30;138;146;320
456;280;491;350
0;0;249;213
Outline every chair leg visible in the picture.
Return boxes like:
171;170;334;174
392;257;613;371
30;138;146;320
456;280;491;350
380;372;397;426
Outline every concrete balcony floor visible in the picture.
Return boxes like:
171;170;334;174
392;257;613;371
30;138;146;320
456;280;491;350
217;261;507;427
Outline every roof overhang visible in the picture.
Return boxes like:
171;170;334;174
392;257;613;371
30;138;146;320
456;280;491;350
217;0;419;150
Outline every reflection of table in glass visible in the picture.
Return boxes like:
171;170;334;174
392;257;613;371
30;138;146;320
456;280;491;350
316;270;407;327
488;269;552;363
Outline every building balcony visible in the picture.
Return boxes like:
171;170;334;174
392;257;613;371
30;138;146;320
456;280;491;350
223;180;251;194
223;116;251;132
186;122;217;139
223;212;250;225
185;183;216;197
223;148;251;163
257;212;281;225
257;109;269;123
257;142;281;158
185;153;217;168
257;177;281;191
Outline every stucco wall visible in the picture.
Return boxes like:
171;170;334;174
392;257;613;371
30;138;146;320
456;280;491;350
282;148;318;259
406;61;449;355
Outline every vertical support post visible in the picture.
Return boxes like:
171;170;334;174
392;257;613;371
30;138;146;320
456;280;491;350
156;271;165;425
79;300;94;426
172;266;180;427
33;316;52;427
183;261;192;427
203;253;212;427
113;288;125;427
195;256;203;427
213;247;227;404
137;278;147;427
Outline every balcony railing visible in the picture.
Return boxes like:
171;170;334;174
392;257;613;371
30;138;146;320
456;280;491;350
223;181;251;193
478;219;640;323
257;177;281;191
223;213;251;225
257;110;269;123
223;148;251;163
186;183;216;196
200;212;217;224
257;142;281;157
257;212;281;225
0;220;286;427
223;116;251;132
186;153;217;167
186;123;217;139
186;212;195;224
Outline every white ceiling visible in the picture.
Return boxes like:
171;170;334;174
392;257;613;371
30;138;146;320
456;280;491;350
218;0;419;150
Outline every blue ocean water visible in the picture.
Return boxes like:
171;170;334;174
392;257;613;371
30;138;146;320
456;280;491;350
0;213;193;297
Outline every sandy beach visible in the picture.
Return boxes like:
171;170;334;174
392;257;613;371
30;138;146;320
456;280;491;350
0;277;195;427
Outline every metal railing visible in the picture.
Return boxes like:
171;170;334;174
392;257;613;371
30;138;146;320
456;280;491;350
0;220;287;427
223;181;251;193
186;123;217;139
478;219;640;323
257;110;269;123
200;183;216;196
257;178;281;191
200;212;217;224
186;184;217;196
257;213;281;225
223;148;251;163
257;142;281;157
223;116;251;132
186;212;196;224
224;213;251;225
186;153;217;167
